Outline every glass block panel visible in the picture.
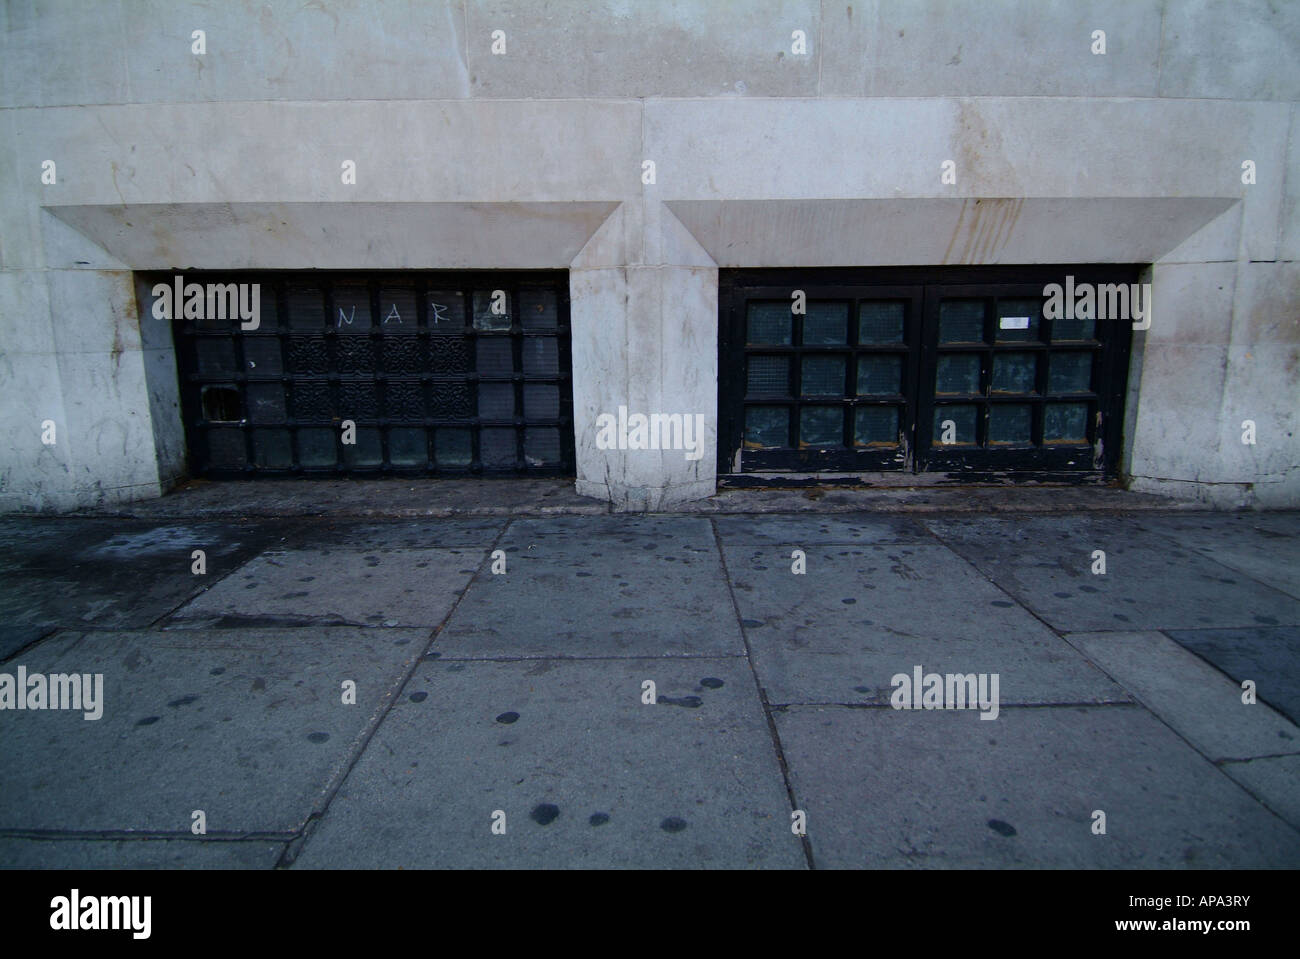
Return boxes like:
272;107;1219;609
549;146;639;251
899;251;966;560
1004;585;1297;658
520;289;558;329
939;300;985;343
196;338;237;374
252;428;292;469
242;337;282;375
747;355;788;395
333;286;371;332
427;381;472;419
387;427;427;466
341;427;382;467
802;302;849;345
378;287;416;329
1044;403;1090;443
297;428;337;468
522;338;558;376
991;352;1037;394
478;382;515;419
801;355;846;396
206;428;246;468
425;336;469;375
1052;315;1095;341
339;381;379;419
988;404;1033;444
290;381;332;421
858;302;905;344
524;428;561;466
995;298;1042;342
525;383;560;420
337;337;377;374
936;353;980;394
436;429;473;467
1049;352;1093;393
855;406;899;446
746;302;792;345
744;406;788;448
287;336;329;374
473;290;511;331
427;291;464;330
382;337;422;375
856;355;901;395
800;406;843;447
245;383;285;424
476;338;513;376
383;380;424;420
287;287;325;329
933;405;977;445
480;427;517;468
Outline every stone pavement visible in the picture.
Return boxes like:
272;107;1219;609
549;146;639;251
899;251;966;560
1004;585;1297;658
1;505;1298;869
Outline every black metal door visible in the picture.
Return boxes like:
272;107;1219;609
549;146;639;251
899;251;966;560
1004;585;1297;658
161;271;574;477
719;266;1136;480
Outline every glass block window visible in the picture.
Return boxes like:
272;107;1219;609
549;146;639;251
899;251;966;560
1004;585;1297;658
933;405;977;445
170;272;572;476
939;300;985;343
802;303;849;344
991;353;1037;394
859;302;905;344
1044;403;1090;443
936;354;980;395
745;407;788;448
855;406;899;446
857;355;902;395
800;406;843;447
995;298;1042;342
747;355;788;395
747;302;792;345
801;355;846;396
988;404;1033;444
1048;352;1093;393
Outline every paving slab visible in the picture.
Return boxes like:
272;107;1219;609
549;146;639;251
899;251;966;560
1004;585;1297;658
923;515;1300;632
1164;626;1300;725
293;657;802;869
0;837;284;869
436;517;745;658
724;542;1126;706
167;548;481;629
1218;755;1300;833
1066;631;1300;762
712;513;930;547
0;628;426;833
1135;512;1300;600
775;704;1300;868
280;518;507;552
0;520;293;652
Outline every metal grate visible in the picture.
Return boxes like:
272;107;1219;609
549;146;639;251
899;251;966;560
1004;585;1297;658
158;271;574;477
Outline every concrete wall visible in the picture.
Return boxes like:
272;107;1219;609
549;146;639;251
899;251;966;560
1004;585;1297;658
1;0;1297;510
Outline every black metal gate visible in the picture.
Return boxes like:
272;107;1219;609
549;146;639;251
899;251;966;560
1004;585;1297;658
719;266;1136;481
160;271;574;477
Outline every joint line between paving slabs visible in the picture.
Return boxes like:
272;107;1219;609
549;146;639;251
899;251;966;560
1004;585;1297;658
274;518;515;869
709;517;816;870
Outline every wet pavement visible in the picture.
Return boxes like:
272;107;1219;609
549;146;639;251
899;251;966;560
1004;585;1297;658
1;506;1298;868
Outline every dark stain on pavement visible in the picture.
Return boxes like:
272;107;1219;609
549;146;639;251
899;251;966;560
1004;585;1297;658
987;819;1017;837
531;803;559;825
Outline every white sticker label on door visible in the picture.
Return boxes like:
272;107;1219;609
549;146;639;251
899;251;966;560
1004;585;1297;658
999;316;1031;330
